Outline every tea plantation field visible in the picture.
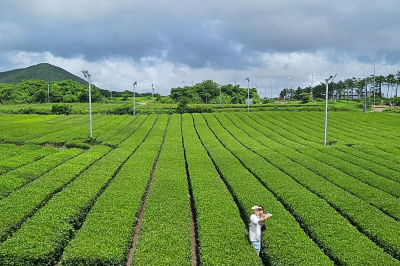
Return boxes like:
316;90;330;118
0;111;399;265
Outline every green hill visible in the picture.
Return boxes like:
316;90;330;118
0;63;88;85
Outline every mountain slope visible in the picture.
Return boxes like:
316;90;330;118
0;63;88;85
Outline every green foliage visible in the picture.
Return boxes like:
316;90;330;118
182;114;263;265
193;113;334;265
176;96;189;114
0;63;88;85
0;79;104;104
261;97;275;104
1;112;400;264
0;117;158;265
0;147;57;175
204;113;399;265
0;148;81;200
51;103;72;115
133;115;192;265
169;80;260;105
61;117;168;265
299;92;312;103
159;96;174;104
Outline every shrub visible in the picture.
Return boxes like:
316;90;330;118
176;96;189;114
51;103;72;115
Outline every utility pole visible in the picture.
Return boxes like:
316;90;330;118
151;84;154;104
324;74;337;146
47;81;50;102
110;84;112;99
219;84;221;105
81;69;92;138
271;80;275;99
246;77;250;112
133;81;137;116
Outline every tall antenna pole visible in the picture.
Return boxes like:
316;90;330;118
151;84;154;104
133;81;137;116
246;77;250;112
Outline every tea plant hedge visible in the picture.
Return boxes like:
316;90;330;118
0;111;399;265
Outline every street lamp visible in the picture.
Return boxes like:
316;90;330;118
133;81;137;116
324;73;337;146
363;79;370;113
311;72;317;99
151;84;154;104
373;63;385;106
270;80;275;99
286;77;291;101
219;84;222;105
81;69;92;138
246;77;250;112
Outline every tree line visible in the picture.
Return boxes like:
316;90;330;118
0;80;103;104
280;71;400;101
0;79;159;104
169;79;260;104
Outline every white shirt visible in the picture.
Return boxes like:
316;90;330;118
249;214;261;242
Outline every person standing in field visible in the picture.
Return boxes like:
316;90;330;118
249;206;272;255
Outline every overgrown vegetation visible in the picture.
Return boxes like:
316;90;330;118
0;79;103;104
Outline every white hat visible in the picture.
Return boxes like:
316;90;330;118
252;206;260;211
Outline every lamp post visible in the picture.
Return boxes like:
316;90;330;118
270;80;275;99
373;63;385;106
286;77;291;101
151;84;154;104
311;72;316;99
81;69;92;138
364;80;369;113
219;84;222;105
246;77;250;112
324;74;337;146
133;81;137;116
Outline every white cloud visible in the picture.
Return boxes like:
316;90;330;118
5;50;400;97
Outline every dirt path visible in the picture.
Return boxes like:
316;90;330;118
125;165;155;266
372;106;389;112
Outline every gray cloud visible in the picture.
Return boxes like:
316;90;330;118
1;0;400;94
2;0;400;67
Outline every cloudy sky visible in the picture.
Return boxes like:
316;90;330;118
1;0;399;96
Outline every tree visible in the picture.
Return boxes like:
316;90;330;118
176;96;190;114
299;92;312;103
386;74;396;98
121;90;130;101
335;80;345;99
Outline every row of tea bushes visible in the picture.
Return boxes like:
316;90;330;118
133;115;192;265
229;113;400;221
0;147;56;175
205;113;399;265
221;113;400;261
0;144;41;161
0;146;111;242
181;114;263;265
193;113;334;265
61;115;169;265
0;148;82;198
0;116;158;265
